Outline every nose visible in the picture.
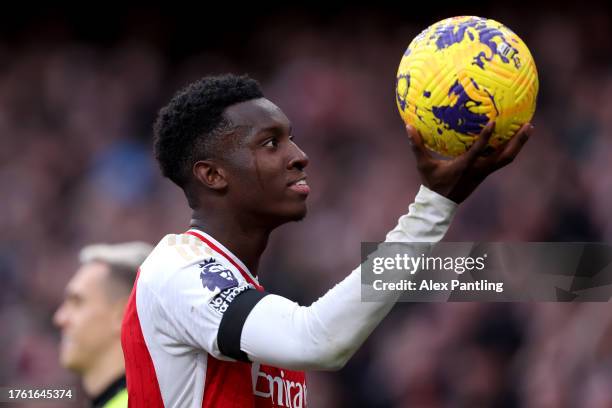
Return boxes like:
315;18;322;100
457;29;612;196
287;143;309;171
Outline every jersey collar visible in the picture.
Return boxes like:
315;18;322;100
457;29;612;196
186;228;261;289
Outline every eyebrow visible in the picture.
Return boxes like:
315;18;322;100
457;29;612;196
255;123;292;136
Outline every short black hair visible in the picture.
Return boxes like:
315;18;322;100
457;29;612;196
153;74;264;188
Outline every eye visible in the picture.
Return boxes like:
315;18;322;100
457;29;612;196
263;138;279;148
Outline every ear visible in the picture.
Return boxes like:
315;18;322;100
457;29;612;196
193;160;228;191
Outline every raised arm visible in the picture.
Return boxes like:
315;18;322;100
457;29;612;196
219;123;533;370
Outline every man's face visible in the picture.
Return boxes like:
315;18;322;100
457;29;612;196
53;262;121;374
220;98;310;226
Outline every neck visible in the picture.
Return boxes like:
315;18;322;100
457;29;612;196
82;342;125;398
190;211;272;276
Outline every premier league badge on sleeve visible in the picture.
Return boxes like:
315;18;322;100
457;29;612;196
199;258;238;293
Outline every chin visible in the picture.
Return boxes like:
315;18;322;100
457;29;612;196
263;202;308;227
289;204;308;221
276;205;308;225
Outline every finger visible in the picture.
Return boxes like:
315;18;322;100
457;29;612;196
494;123;533;169
462;121;495;164
405;124;433;168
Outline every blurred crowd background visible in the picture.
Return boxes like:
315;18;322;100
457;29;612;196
1;4;612;407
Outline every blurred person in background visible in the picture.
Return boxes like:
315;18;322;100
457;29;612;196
54;242;153;408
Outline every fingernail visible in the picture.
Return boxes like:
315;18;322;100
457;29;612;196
525;124;534;137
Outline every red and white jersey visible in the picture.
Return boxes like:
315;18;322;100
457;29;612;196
121;229;307;408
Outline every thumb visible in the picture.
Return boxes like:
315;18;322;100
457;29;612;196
406;124;432;168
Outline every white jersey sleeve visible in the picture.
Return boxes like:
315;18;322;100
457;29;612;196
136;234;257;361
238;185;457;370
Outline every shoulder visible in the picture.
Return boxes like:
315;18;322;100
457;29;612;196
145;233;217;267
139;233;217;283
139;233;249;302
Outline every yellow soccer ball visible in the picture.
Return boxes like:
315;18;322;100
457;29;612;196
396;16;538;157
